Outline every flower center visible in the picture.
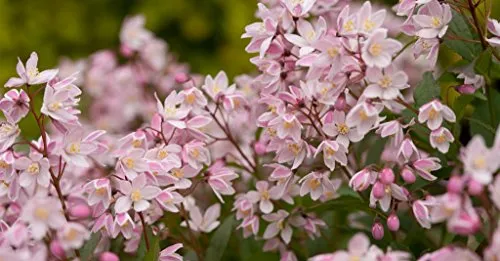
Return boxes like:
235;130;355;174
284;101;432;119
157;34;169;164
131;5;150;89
337;123;349;135
308;178;321;190
95;187;107;196
157;149;168;160
428;108;438;120
48;102;62;112
165;107;177;117
0;160;9;169
130;190;142;202
267;128;277;137
132;139;142;148
288;143;301;155
28;67;39;79
68;142;81;154
473;157;486;169
64;228;79;241
172;168;184;178
327;47;339;58
364;19;376;32
186;93;196;104
435;134;447;144
325;147;336;156
283;121;294;129
378;76;392;88
190;148;200;159
384;185;392;195
261;190;270;200
431;17;441;27
369;43;382;56
359;110;369;121
343;20;355;32
34;207;49;220
123;157;135;169
350;256;361;261
27;162;40;174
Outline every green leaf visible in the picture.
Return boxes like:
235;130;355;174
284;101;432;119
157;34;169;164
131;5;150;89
469;89;500;146
452;94;474;120
414;72;440;106
307;196;386;218
365;137;387;166
443;11;481;61
474;49;500;82
205;215;235;261
79;232;101;261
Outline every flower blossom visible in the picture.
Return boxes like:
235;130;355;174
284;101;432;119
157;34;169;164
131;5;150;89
0;89;30;123
114;174;161;213
4;52;58;88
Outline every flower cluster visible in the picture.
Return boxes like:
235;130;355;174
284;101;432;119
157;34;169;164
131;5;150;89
2;0;500;260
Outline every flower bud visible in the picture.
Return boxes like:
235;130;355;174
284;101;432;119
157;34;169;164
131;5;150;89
447;176;463;194
455;84;476;94
100;252;120;261
372;221;384;240
468;179;483;196
401;167;416;184
387;213;400;231
334;94;346;111
254;141;267;155
379;168;395;184
50;240;66;259
174;72;189;84
120;44;133;57
373;182;385;199
69;204;91;219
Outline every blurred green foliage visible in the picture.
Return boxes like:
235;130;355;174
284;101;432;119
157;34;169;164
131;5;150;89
0;0;256;82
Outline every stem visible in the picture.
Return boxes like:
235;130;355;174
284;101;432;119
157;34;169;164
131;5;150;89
180;205;204;261
393;38;417;60
395;97;419;114
467;0;488;49
486;85;496;125
138;212;150;251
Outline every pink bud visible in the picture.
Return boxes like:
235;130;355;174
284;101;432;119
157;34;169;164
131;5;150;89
254;141;267;155
373;182;385;199
50;240;66;259
379;168;395;184
100;252;120;261
447;176;463;194
174;72;189;84
468;179;483;195
69;204;91;219
455;84;476;94
372;221;384;240
401;167;416;184
334;94;346;111
120;44;133;57
387;213;400;231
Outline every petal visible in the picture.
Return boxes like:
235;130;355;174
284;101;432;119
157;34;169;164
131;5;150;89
114;197;132;213
134;200;150;212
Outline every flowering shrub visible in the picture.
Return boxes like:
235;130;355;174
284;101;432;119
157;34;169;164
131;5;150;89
2;0;500;260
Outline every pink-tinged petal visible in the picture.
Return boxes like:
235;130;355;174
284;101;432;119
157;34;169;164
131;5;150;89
37;172;50;187
31;69;58;85
25;52;38;73
18;172;34;187
348;232;370;255
187;115;211;128
119;181;133;195
204;203;221;224
263;222;280;239
281;225;292;244
4;77;25;88
114;197;132;213
134;200;150;212
260;200;274;214
141;186;161;200
13;157;31;170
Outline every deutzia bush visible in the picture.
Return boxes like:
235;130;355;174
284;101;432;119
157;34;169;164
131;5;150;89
1;0;500;260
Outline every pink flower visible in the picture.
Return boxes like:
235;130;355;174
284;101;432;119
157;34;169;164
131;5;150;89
14;152;50;188
315;140;347;171
4;52;58;88
349;168;378;191
322;110;363;148
370;181;408;212
284;17;326;56
182;141;211;170
58;128;107;167
413;0;452;38
0;122;20;153
20;196;66;240
429;127;454;153
179;87;207;110
0;89;30;123
487;18;500;46
84;178;112;209
0;151;15;181
202;71;235;100
274;139;311;169
155;188;183;213
357;1;387;35
361;29;402;68
247;181;280;213
155;91;190;127
119;15;152;51
333;233;372;260
429;193;461;223
364;65;409;100
41;76;82;125
263;210;293;244
159;243;183;261
145;144;182;172
412;157;440;181
447;197;480;235
337;5;359;36
299;171;334;200
207;161;238;202
413;38;440;67
461;135;496;184
418;100;456;130
489;175;500;210
238;215;260;238
345;101;383;135
397;138;420;162
182;203;221;233
111;213;135;239
57;222;90;250
282;0;316;17
116;148;149;180
412;197;436;229
242;18;278;58
114;174;161;213
167;165;199;189
269;113;303;142
233;195;254;220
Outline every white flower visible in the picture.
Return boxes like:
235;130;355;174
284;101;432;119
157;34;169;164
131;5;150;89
182;203;221;233
361;29;402;68
114;174;161;213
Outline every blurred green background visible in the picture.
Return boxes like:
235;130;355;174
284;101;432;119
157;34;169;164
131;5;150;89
0;0;257;82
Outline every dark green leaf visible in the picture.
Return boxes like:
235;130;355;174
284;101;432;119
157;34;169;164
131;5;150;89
79;232;101;261
469;89;500;146
443;11;481;61
474;49;500;82
205;215;235;261
365;137;387;165
452;94;474;120
136;227;159;261
414;72;440;106
143;234;160;261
